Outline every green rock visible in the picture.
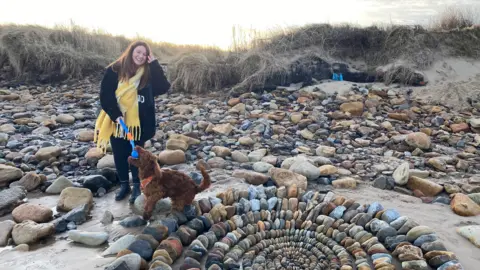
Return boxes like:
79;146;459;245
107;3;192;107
406;226;435;242
468;193;480;205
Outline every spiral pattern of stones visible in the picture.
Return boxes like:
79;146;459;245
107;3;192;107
127;184;464;270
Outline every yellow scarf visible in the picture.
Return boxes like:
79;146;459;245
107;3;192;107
94;66;144;153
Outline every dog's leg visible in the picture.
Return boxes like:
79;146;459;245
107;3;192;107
143;192;165;220
171;197;186;212
143;195;154;221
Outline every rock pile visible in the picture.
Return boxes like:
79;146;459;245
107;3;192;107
101;184;465;270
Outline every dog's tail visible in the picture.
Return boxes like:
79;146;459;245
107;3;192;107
196;164;211;192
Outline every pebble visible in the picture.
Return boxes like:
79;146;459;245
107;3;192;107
68;230;109;246
119;216;147;228
456;225;480;248
128;239;154;261
104;253;142;270
102;234;137;256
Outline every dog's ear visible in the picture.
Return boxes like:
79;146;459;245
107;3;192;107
148;151;159;164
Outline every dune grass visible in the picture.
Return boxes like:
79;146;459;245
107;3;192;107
0;22;222;83
1;7;480;92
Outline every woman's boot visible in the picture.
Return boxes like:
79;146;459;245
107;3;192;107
115;181;131;201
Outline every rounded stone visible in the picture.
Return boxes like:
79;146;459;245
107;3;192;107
406;226;435;242
376;226;397;243
380;209;400;224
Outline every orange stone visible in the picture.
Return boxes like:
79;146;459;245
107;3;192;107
339;101;364;116
116;249;133;257
257;221;265;231
450;123;470;133
450;193;480;217
228;98;241;106
388;113;410;121
297;96;310;103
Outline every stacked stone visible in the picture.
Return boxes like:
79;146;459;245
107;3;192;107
114;183;465;270
204;184;465;270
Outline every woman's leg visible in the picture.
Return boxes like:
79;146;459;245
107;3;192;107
129;139;146;204
110;136;132;201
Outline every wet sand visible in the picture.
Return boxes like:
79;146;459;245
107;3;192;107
0;182;479;270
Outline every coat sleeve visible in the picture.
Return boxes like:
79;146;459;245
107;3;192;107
99;67;123;121
149;59;171;97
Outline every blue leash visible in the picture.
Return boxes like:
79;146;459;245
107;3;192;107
118;118;139;159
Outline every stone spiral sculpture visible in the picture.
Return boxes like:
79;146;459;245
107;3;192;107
112;183;463;270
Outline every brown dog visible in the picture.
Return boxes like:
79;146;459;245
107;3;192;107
128;145;211;220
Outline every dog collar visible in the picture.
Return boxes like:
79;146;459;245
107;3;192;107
140;176;154;190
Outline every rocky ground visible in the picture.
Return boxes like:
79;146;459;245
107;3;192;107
0;78;480;269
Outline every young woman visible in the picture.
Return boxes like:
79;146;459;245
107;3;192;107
94;41;170;203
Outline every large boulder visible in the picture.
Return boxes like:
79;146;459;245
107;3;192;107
268;167;307;190
0;164;23;187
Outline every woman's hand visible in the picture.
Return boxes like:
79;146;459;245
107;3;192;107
148;53;156;63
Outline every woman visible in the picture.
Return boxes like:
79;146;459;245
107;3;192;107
94;41;171;203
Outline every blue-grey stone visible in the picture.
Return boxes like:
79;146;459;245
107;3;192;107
367;202;384;215
119;216;147;228
438;261;464;270
390;216;408;230
128;239;153;261
240;198;251;212
267;197;278;211
371;253;392;261
209;197;222;207
198;216;212;231
260;198;268;210
370;219;390;234
250;199;260;212
265;186;277;199
274;219;280;229
183;205;197;220
63;204;89;224
53;218;68;233
234;203;245;215
160;218;178;234
188;172;203;185
316;177;331;185
377;226;397;242
381;209;401;223
413;233;437;247
432;196;451;205
385;235;407;251
168;211;187;225
301;190;314;202
255;185;267;199
421;240;447;252
248;185;257;200
329;206;346;220
225;232;238;243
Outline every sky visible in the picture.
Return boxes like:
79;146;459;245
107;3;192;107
1;0;479;49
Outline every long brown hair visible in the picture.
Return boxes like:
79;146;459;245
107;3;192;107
108;40;151;89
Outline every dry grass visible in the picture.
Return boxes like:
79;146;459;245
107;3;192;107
171;22;480;93
2;7;480;93
430;6;476;31
0;22;220;83
167;51;237;93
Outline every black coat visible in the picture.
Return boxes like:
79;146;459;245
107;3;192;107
99;59;170;141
